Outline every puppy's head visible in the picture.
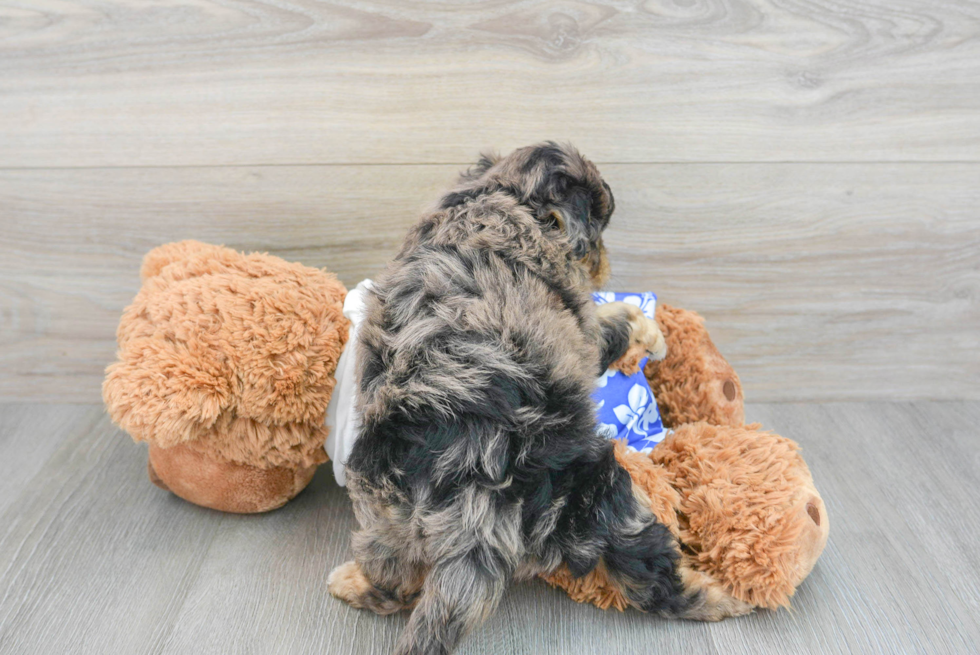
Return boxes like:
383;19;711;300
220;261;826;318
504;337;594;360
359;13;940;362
447;142;615;288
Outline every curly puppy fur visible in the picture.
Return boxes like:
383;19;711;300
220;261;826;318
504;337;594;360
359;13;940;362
328;143;735;655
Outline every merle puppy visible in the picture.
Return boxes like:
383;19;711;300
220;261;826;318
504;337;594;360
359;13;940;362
329;143;747;654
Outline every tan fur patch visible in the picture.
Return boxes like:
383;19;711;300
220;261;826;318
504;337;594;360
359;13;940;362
597;302;667;375
328;561;373;608
583;241;611;289
677;563;753;621
542;560;630;611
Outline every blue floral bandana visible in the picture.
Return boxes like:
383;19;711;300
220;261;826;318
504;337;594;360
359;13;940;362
592;292;666;453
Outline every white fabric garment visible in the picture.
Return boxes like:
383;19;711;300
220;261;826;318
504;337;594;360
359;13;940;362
324;279;373;487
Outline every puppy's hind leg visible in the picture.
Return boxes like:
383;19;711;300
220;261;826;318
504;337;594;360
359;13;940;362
572;445;749;621
606;528;752;621
394;548;510;655
674;564;753;621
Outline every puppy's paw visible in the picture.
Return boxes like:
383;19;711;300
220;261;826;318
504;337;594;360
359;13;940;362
328;561;371;608
598;302;667;375
677;565;753;621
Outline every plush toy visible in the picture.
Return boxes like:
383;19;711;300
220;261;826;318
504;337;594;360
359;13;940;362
104;241;827;611
542;303;829;612
103;241;349;513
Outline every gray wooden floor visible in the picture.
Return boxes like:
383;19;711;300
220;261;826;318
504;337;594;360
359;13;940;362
1;401;977;654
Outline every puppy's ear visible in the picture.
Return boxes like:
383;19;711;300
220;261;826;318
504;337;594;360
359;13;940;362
458;151;500;182
539;186;595;259
441;152;502;209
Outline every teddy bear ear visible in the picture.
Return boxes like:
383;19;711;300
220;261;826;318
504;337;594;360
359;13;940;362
646;303;745;428
140;240;227;280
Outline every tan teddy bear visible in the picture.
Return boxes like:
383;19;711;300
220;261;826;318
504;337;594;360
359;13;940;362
103;240;349;513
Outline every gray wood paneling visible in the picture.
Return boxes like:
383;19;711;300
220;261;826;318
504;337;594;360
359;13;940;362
1;1;979;166
0;402;978;653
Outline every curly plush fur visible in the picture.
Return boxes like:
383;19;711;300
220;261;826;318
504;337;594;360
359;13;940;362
645;304;744;428
652;422;827;609
103;240;349;512
329;143;738;655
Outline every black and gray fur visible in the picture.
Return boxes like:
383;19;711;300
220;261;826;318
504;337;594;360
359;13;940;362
328;143;737;655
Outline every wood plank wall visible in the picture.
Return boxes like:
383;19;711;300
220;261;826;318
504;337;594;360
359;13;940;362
1;0;978;402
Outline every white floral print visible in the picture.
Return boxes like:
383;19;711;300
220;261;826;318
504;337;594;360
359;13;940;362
596;368;618;388
612;384;656;438
621;293;657;317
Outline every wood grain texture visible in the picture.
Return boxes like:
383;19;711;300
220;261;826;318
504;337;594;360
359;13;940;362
0;402;978;654
0;406;224;655
0;405;95;517
2;163;978;403
1;0;979;166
